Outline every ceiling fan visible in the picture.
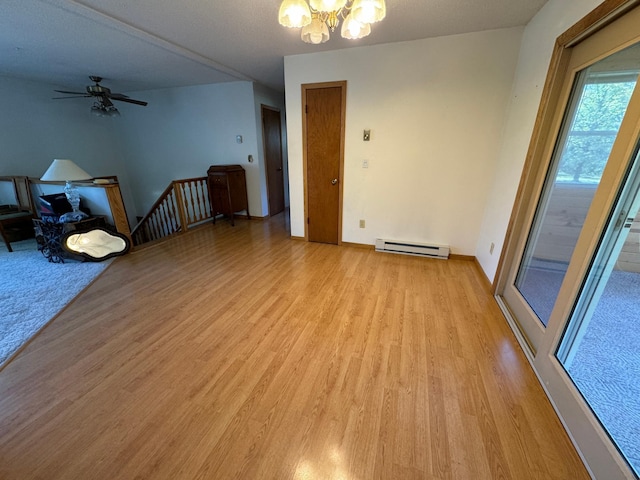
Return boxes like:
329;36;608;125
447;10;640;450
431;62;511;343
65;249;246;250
53;76;148;117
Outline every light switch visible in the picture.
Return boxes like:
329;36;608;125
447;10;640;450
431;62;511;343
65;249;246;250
363;129;371;141
236;135;243;144
362;159;369;168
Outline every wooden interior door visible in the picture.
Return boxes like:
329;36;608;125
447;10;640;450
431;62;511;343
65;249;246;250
303;82;346;244
262;106;285;217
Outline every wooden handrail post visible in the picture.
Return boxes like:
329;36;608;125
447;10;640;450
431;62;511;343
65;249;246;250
104;184;132;244
172;181;188;234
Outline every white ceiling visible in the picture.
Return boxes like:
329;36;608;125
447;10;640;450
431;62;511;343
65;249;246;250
0;0;548;93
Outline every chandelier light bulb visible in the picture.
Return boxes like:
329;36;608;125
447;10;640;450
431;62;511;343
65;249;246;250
278;0;312;28
278;0;386;43
301;16;330;44
351;0;386;24
341;14;371;39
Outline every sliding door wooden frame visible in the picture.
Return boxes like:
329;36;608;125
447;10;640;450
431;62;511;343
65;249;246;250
493;2;640;477
494;0;640;295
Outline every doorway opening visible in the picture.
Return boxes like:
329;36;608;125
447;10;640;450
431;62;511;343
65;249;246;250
261;105;286;218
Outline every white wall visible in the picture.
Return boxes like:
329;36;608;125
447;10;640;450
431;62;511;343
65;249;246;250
475;0;604;281
284;28;523;254
0;75;137;227
114;81;266;218
0;76;126;181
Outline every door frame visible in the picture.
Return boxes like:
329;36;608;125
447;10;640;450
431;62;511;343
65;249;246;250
261;104;286;217
301;81;347;243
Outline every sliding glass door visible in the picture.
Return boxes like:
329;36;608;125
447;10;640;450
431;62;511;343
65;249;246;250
504;51;639;350
496;3;640;478
557;141;640;476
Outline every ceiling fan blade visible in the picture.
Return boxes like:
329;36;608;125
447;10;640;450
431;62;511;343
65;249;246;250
110;97;148;106
54;90;87;95
53;95;92;99
53;80;148;111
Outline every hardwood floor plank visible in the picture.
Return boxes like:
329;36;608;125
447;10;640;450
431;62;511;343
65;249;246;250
0;215;590;479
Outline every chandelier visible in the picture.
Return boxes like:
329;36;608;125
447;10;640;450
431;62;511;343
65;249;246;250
278;0;386;44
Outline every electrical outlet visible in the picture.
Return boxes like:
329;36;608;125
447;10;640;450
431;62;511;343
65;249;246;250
490;242;495;254
359;219;365;228
362;159;369;168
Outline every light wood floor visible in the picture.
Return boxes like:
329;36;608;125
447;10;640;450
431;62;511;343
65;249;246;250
0;214;589;480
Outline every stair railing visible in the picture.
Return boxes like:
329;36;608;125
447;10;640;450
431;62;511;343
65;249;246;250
131;176;210;246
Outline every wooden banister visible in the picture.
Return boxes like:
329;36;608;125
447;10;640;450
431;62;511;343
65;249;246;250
2;174;211;247
135;183;175;230
131;176;210;246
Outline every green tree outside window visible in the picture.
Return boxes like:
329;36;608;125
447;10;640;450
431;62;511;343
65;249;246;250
557;81;636;183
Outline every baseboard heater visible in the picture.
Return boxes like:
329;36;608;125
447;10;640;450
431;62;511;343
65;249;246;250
375;238;450;259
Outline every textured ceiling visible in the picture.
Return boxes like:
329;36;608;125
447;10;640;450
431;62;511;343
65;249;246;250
0;0;548;93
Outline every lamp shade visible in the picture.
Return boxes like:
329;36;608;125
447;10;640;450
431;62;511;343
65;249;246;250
278;0;312;28
351;0;386;24
341;13;371;39
41;159;92;182
301;16;330;44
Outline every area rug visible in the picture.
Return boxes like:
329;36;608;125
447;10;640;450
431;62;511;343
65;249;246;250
0;239;111;368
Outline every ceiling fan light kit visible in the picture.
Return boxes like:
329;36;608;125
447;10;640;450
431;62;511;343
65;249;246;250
278;0;385;43
91;102;120;118
53;76;147;117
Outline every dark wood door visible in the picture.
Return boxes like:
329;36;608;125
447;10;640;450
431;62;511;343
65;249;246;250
262;106;285;216
305;83;345;244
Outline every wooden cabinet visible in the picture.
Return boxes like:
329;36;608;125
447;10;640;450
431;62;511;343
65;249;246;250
207;165;249;226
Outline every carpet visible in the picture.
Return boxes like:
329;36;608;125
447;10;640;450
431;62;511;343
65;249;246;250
0;238;110;368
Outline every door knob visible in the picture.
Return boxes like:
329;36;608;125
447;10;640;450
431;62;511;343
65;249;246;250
276;167;283;171
331;178;338;185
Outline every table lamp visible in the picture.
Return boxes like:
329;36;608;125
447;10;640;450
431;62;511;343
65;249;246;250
41;159;92;222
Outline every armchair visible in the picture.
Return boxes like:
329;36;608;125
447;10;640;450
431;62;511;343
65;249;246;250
0;176;35;252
